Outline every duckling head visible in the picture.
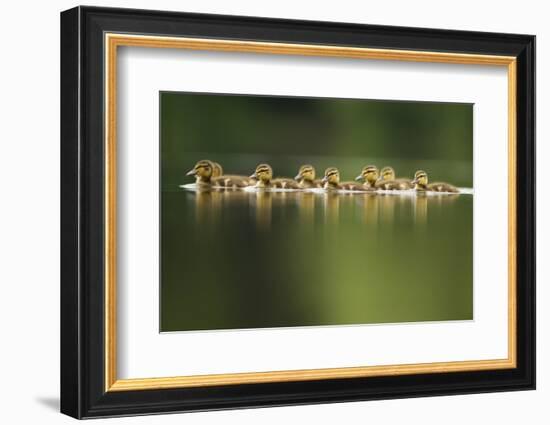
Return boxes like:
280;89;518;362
322;167;340;187
295;164;316;182
250;164;273;187
379;166;396;181
412;170;428;187
355;165;379;186
186;159;214;183
212;162;223;178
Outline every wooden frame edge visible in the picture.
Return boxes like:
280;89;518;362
507;59;518;369
108;358;516;391
105;32;118;391
104;33;518;392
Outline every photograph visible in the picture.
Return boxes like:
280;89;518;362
160;92;474;332
57;4;536;420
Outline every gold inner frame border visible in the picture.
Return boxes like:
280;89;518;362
104;33;517;392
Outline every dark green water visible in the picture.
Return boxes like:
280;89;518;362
160;91;473;332
160;188;473;332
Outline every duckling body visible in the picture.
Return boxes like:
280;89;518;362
211;162;256;188
250;164;300;189
425;182;460;193
294;165;323;189
376;179;413;190
376;166;414;190
210;176;251;189
323;167;374;192
299;180;324;189
412;170;459;193
270;178;302;189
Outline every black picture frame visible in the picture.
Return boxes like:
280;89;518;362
61;5;535;419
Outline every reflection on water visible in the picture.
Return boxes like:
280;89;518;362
161;187;473;332
252;191;272;230
189;188;459;229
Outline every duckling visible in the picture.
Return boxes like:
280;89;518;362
411;170;459;193
250;164;301;189
355;165;380;189
186;160;250;189
376;166;414;190
186;159;216;185
294;164;323;188
323;167;373;191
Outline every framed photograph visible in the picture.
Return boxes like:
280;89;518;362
60;6;535;419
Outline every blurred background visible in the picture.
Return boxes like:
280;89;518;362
161;92;473;189
160;92;473;332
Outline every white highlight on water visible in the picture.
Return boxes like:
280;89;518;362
179;183;474;195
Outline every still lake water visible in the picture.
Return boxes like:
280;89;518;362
160;186;473;332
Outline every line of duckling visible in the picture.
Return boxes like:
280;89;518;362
185;160;460;193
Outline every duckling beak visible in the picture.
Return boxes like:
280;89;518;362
186;169;197;176
411;179;418;185
355;174;363;181
249;172;258;179
294;173;301;181
321;176;328;183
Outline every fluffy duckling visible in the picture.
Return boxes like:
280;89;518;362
355;165;380;189
376;166;414;190
186;160;249;189
323;167;373;191
250;164;300;189
294;164;323;188
412;170;459;193
186;159;216;185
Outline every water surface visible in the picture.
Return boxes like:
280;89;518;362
160;187;473;332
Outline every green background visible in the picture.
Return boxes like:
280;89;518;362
161;93;473;188
160;92;473;332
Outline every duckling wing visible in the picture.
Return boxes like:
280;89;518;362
374;180;388;189
340;181;373;191
376;180;403;190
300;179;324;189
395;178;414;189
271;178;300;189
